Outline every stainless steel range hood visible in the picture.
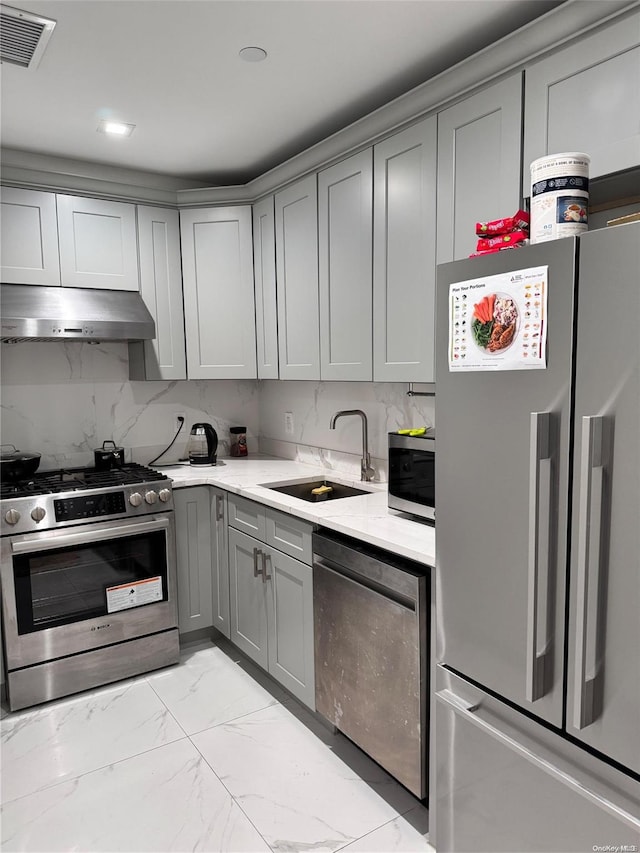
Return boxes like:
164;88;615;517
1;284;156;342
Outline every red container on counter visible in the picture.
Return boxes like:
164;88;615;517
230;426;247;457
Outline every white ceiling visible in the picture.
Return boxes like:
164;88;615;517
1;0;564;186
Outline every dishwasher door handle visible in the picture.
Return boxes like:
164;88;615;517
313;556;418;611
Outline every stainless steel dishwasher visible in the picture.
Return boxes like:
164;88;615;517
313;529;429;799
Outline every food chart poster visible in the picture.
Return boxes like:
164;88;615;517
448;265;548;372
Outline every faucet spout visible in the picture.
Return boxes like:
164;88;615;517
329;409;375;482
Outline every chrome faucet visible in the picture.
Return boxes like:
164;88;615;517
329;409;375;482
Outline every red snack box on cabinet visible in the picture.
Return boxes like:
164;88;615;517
476;209;530;236
475;229;529;252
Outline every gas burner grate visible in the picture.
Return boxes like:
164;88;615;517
1;464;167;498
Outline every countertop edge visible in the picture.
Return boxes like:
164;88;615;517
157;456;435;568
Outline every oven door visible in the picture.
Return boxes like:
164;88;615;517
0;514;178;670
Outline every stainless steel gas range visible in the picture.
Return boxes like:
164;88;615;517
0;464;180;711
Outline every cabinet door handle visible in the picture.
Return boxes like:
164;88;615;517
574;415;604;730
262;551;272;583
253;547;264;578
215;494;224;521
526;411;553;702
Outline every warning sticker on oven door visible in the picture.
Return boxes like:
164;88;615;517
106;576;163;613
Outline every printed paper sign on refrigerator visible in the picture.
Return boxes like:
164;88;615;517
448;265;548;371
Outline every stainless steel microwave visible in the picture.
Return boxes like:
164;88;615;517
388;431;435;522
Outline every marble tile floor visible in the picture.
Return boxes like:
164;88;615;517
0;639;434;853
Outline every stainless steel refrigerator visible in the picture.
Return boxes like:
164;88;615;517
432;222;640;851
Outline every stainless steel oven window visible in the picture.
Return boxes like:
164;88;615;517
12;528;169;634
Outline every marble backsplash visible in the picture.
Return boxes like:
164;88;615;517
258;380;435;482
0;342;435;479
0;342;260;470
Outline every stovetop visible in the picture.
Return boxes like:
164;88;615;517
1;464;167;500
1;464;173;536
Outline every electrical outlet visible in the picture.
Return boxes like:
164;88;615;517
174;412;186;433
284;412;294;435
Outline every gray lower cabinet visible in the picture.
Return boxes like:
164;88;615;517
174;486;230;637
436;73;523;263
180;206;257;379
373;117;438;382
227;495;315;709
523;9;640;192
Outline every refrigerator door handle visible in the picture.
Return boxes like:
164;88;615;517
435;688;640;834
573;415;604;730
526;411;553;702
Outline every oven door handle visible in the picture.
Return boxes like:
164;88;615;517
10;515;171;555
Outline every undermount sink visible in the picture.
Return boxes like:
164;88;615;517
265;479;370;503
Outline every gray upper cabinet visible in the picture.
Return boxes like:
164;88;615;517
56;195;139;290
373;117;437;382
437;73;523;264
1;187;61;286
523;10;640;193
180;206;257;379
318;150;373;381
1;189;140;291
129;205;186;381
274;175;320;380
253;195;279;379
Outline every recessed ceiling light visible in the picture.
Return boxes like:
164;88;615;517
239;46;267;62
97;120;135;137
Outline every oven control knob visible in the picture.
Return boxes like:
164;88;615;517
129;492;143;507
5;509;21;526
31;506;46;523
158;488;171;503
144;490;158;505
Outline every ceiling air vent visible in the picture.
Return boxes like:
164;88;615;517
0;4;55;69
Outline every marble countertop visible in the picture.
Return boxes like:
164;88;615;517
156;455;435;568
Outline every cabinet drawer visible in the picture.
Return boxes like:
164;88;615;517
227;496;313;564
227;494;266;539
266;509;313;565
